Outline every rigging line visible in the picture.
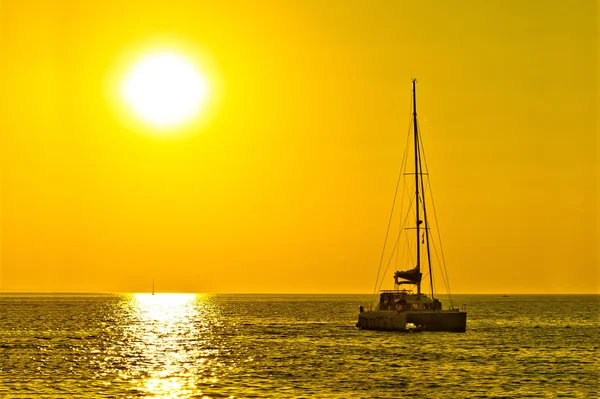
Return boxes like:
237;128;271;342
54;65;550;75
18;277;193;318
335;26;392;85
376;193;416;293
397;233;413;288
370;95;414;307
405;225;415;265
394;132;411;263
394;189;404;272
395;206;414;279
399;229;410;271
433;230;451;295
419;150;450;292
429;228;451;298
395;144;412;272
418;133;453;303
428;229;449;294
395;226;399;270
378;197;415;293
419;137;452;305
391;230;416;293
371;122;413;307
378;230;401;291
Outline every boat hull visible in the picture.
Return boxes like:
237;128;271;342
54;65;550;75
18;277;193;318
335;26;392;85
357;310;466;332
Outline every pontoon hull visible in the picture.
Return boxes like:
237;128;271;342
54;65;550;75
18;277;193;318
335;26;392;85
357;310;467;332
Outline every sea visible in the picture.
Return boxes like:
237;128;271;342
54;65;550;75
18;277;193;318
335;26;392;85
0;294;597;398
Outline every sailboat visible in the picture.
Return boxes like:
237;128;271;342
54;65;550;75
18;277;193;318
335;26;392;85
357;79;467;332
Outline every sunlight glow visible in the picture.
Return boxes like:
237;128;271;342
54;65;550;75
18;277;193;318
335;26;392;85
121;51;209;128
106;39;223;139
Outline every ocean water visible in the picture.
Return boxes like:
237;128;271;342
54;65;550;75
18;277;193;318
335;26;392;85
0;294;597;398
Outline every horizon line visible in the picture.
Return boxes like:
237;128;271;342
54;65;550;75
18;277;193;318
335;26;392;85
0;291;598;295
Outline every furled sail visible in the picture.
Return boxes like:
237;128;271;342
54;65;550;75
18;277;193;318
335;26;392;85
394;267;422;285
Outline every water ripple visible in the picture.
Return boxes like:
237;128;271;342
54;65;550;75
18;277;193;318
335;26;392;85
0;294;598;398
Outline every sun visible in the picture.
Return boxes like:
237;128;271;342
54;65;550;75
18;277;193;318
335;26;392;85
121;51;209;129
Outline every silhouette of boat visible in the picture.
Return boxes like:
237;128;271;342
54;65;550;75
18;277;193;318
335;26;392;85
357;80;467;332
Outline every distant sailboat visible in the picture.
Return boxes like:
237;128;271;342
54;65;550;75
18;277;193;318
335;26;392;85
152;279;155;296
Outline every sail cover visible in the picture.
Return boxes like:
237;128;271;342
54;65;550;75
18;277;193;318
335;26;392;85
394;267;422;285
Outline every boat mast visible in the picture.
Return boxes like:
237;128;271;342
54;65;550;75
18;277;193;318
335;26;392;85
412;79;421;296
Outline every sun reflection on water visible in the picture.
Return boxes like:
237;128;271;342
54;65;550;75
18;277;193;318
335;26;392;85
120;293;231;398
134;293;198;322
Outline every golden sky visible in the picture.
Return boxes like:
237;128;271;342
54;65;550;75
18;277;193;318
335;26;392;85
0;0;597;294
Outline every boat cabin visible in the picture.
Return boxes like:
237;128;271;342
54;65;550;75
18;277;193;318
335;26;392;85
378;290;442;311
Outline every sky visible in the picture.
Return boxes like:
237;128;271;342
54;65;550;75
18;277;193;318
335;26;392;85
0;0;597;294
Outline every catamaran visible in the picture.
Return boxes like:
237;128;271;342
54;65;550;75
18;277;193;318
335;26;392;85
357;79;467;332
